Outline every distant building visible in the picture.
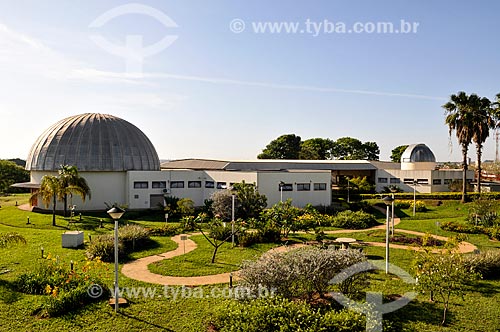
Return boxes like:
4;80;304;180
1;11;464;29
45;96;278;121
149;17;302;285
16;114;474;211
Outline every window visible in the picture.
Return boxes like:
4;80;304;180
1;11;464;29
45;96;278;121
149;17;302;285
297;183;311;191
152;181;166;189
188;181;202;188
133;181;148;189
403;178;414;184
314;183;327;191
217;182;227;189
278;183;293;191
378;178;388;184
390;178;400;184
134;194;139;199
417;178;429;184
433;179;442;185
444;179;452;185
170;181;184;188
205;181;215;188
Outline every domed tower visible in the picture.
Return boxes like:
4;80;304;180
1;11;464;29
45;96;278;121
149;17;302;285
27;113;160;210
400;143;437;170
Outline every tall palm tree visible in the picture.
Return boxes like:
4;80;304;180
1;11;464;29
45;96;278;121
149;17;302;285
31;175;61;226
58;165;91;217
443;91;475;203
470;95;493;194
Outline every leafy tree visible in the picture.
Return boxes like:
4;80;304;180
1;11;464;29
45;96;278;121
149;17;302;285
349;176;374;193
196;215;241;263
58;165;91;217
7;158;26;167
31;175;61;226
299;138;335;160
232;181;267;219
210;190;235;220
176;198;195;217
443;91;477;203
0;160;29;193
390;145;409;163
258;134;302;159
330;137;379;160
260;199;301;238
414;243;479;326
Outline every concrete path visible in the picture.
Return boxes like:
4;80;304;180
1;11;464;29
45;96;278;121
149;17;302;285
122;217;477;286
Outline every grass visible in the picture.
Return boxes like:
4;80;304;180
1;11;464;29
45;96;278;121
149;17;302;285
149;235;277;277
1;195;500;331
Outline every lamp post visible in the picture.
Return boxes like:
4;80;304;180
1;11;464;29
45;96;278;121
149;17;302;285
231;193;235;248
347;177;350;204
107;206;125;313
391;193;395;236
279;181;285;202
382;196;394;274
413;180;417;217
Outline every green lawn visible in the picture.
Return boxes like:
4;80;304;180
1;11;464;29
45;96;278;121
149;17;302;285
149;235;277;277
1;196;500;331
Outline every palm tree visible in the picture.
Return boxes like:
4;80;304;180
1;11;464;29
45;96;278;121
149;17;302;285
58;165;91;217
470;95;493;194
31;175;61;226
443;91;475;203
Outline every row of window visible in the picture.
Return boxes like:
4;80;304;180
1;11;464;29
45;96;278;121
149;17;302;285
280;183;327;191
377;178;454;185
134;181;234;190
134;181;328;191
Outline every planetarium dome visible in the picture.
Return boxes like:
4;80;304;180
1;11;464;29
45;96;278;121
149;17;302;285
26;113;160;171
400;143;436;170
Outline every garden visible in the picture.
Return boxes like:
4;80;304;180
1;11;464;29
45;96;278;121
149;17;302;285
1;191;500;331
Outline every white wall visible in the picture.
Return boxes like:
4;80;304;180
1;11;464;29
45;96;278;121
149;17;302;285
257;171;331;207
31;170;126;211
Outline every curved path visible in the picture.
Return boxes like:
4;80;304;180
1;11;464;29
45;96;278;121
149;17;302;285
122;218;477;286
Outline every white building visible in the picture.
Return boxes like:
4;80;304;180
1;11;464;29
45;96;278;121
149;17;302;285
18;113;474;211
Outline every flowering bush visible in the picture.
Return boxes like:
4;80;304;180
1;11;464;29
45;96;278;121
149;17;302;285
329;210;378;229
15;255;110;317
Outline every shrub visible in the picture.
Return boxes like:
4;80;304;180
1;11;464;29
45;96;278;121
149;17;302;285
119;224;150;250
411;200;427;212
239;247;367;300
440;221;483;234
467;198;499;227
238;231;262;247
394;200;411;209
330;210;378;229
210;297;367;332
180;216;197;231
464;250;500;279
147;224;181;237
15;262;67;295
86;234;125;262
0;232;26;248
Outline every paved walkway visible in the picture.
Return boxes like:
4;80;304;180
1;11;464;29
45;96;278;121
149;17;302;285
121;217;477;286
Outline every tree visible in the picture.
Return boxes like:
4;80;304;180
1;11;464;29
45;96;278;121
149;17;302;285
330;137;380;160
414;244;479;326
470;95;494;193
58;165;91;217
390;145;409;163
443;92;476;203
210;190;235;220
349;176;375;193
232;181;267;219
0;160;29;193
196;215;241;263
260;199;301;238
31;175;61;226
258;134;302;159
299;138;335;159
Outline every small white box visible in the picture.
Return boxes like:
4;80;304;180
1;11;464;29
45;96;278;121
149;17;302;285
62;231;84;248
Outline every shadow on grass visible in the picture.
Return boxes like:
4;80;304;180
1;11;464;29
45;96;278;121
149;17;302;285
468;280;500;297
385;298;450;328
0;279;22;304
119;311;175;331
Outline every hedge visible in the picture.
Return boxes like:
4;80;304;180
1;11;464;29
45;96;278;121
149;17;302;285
360;192;500;200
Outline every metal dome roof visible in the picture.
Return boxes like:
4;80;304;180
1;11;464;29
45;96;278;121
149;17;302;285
26;113;160;171
401;144;436;163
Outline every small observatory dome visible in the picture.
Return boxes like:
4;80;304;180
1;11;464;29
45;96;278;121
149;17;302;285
26;113;160;171
400;144;437;170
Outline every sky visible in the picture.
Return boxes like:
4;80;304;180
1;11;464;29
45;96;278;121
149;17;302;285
0;0;499;162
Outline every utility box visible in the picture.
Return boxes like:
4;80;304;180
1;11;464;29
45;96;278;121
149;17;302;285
62;231;84;248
